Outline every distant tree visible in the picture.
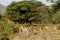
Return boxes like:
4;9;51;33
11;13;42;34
51;2;60;13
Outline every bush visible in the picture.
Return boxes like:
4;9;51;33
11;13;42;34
0;21;13;40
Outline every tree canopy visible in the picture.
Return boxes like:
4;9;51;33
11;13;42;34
5;1;45;24
4;0;60;24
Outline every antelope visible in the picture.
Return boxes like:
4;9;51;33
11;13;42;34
4;17;15;27
45;25;57;31
19;26;32;35
4;17;14;24
32;25;43;33
36;25;43;32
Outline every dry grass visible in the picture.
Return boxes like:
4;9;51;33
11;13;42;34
12;29;60;40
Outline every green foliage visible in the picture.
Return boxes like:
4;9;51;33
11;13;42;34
0;21;13;34
51;2;60;13
36;6;52;24
0;21;14;40
53;11;60;23
5;1;44;24
0;20;21;40
4;0;60;24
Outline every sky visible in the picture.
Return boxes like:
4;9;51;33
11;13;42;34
0;0;52;6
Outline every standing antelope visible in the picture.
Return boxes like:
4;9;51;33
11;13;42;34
32;25;43;33
45;25;57;31
19;26;32;36
36;26;43;32
4;17;14;24
4;17;15;27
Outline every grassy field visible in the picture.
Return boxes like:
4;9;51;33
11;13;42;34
12;29;60;40
0;24;60;40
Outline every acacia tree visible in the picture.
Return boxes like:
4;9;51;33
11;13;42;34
5;1;44;24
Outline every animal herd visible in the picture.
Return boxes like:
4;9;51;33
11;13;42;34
19;24;58;35
4;17;59;35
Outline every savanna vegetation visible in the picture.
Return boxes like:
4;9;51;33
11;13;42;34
0;0;60;40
